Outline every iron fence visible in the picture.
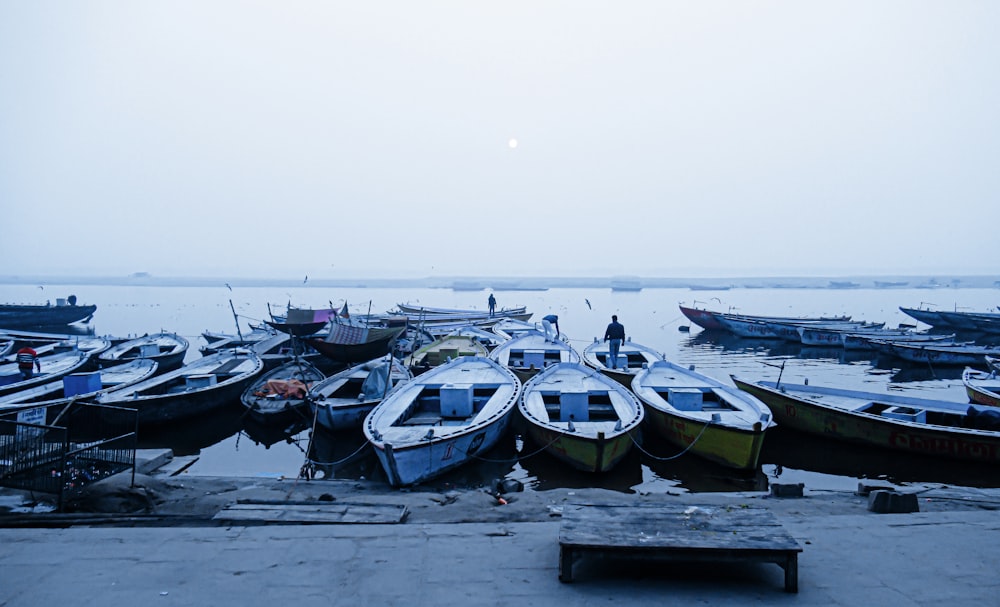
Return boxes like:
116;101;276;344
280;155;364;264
0;401;138;510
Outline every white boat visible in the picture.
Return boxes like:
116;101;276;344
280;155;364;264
0;358;159;413
96;348;264;426
519;362;643;472
631;360;773;469
97;332;189;372
488;330;580;382
363;356;521;487
490;318;540;340
962;367;1000;408
309;357;412;432
0;347;103;397
581;337;662;386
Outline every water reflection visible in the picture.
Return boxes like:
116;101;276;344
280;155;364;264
761;427;1000;489
637;433;769;494
137;402;243;456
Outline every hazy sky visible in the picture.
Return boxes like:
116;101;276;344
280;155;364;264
2;2;997;279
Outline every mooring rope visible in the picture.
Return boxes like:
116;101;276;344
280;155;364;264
305;439;373;467
626;418;712;461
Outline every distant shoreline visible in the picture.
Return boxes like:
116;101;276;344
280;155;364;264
1;274;998;290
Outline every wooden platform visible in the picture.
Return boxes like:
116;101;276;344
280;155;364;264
558;503;803;592
213;500;409;525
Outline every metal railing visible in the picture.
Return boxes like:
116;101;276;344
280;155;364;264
0;402;138;510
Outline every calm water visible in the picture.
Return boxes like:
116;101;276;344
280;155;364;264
4;282;999;494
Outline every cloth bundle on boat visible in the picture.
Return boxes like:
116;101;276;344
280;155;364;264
256;379;309;399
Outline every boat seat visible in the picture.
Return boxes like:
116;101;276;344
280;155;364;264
560;391;589;422
401;413;443;426
668;388;704;411
211;359;246;374
440;383;474;418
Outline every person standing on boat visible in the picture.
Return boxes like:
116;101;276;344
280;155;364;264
16;346;41;380
488;293;497;317
603;315;626;369
541;314;560;342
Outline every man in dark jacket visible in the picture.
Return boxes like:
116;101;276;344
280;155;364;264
603;315;626;369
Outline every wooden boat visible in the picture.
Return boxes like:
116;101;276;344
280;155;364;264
309;356;412;432
488;331;580;382
868;340;1000;367
962;368;1000;408
1;334;110;362
731;376;1000;464
265;306;338;337
631;360;773;470
490;318;540;340
391;324;437;359
0;296;96;329
898;306;948;328
678;304;851;332
424;325;505;350
519;362;643;473
0;358;159;414
404;333;490;375
581;337;662;386
97;332;189;372
0;341;108;396
841;329;955;350
201;326;276;348
395;302;528;317
720;316;873;341
364;356;521;487
417;317;507;337
239;358;326;426
902;308;1000;333
305;323;406;364
988;356;1000;374
96;349;264;426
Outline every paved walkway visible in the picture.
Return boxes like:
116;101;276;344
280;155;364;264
2;507;998;606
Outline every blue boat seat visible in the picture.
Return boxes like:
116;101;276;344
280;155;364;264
560;391;589;422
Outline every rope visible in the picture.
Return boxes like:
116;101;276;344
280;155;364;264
626;418;712;461
305;439;373;467
294;399;323;483
435;432;565;463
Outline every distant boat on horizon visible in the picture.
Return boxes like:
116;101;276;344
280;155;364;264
610;276;642;292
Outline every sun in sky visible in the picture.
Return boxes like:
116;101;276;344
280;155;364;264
508;138;518;149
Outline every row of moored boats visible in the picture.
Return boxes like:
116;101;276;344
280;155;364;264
4;301;1000;489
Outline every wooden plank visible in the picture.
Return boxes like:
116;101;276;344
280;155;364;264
212;502;408;524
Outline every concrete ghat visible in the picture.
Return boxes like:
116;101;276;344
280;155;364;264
1;451;999;604
1;503;998;605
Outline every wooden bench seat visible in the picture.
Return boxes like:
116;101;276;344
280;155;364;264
558;503;803;592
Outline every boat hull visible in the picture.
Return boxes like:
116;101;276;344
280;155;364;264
643;407;766;470
962;369;1000;408
372;415;514;486
733;378;1000;464
0;303;97;329
522;420;635;473
365;356;520;487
